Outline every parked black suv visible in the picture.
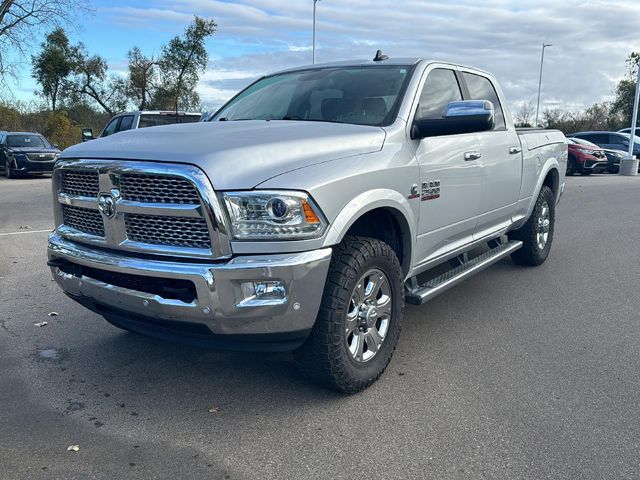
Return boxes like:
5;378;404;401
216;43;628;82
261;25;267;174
0;132;60;178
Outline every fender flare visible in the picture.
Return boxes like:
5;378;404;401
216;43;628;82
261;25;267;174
522;160;561;224
322;188;417;271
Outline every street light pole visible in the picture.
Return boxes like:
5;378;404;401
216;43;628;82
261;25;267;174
535;43;552;127
620;65;640;175
312;0;320;64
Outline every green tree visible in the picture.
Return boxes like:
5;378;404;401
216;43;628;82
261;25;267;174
44;110;80;149
0;101;22;130
0;0;88;84
31;28;74;111
156;16;216;111
611;52;640;127
127;47;157;110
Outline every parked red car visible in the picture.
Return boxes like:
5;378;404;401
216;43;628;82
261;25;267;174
566;138;608;175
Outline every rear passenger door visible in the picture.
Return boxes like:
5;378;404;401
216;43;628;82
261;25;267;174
459;70;521;239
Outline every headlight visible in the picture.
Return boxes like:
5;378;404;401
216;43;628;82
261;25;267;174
222;191;327;240
608;151;624;158
576;148;595;155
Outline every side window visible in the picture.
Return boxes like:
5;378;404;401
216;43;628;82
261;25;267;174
586;134;608;144
117;115;134;132
416;68;463;120
101;118;120;137
610;135;627;146
462;72;506;130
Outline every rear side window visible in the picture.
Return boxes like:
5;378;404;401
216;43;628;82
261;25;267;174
138;114;201;128
610;134;628;146
579;134;608;144
118;115;134;132
417;68;463;120
462;72;506;130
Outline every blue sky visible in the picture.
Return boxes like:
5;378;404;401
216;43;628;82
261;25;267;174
8;0;640;114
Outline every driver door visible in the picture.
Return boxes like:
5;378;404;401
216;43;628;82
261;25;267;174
412;66;483;269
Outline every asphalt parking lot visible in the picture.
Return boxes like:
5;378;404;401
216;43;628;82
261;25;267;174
1;173;639;480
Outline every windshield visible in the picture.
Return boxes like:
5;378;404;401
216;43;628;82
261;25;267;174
7;134;47;148
211;66;413;127
569;138;599;148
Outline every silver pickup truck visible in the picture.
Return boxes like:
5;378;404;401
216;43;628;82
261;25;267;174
48;55;567;393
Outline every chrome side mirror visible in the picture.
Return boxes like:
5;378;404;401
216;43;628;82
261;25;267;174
412;100;495;139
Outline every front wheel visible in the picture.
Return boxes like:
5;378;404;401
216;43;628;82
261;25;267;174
566;156;576;176
5;159;14;178
295;236;404;393
508;185;555;266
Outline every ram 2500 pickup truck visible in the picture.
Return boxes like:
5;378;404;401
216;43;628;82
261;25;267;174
48;55;567;393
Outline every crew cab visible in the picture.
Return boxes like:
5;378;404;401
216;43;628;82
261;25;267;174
0;131;60;178
48;55;567;393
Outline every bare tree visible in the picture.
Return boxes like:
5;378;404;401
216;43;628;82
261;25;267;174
67;45;127;116
0;0;88;84
127;47;157;110
514;101;534;128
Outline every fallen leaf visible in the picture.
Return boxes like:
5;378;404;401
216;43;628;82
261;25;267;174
67;445;80;452
48;312;59;317
34;321;48;327
207;406;220;413
19;225;31;230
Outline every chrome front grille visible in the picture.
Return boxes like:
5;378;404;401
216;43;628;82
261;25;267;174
53;160;231;260
27;153;56;162
120;174;200;204
62;205;105;237
125;214;211;249
61;171;100;197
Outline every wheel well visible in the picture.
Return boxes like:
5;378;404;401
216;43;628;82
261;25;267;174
543;168;559;196
345;208;411;276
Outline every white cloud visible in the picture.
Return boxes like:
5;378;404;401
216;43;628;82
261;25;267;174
103;0;640;113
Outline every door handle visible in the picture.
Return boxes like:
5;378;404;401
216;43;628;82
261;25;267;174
509;146;522;154
464;151;482;161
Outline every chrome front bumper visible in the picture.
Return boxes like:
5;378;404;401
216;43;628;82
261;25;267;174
48;233;331;339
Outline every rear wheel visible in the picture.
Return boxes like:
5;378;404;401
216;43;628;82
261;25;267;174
509;185;555;266
295;236;404;393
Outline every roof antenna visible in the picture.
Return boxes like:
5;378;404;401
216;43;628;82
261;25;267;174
373;50;389;62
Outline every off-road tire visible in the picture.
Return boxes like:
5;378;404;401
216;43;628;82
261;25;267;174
509;185;555;266
295;236;404;394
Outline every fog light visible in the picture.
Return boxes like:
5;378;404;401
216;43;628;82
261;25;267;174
239;280;287;307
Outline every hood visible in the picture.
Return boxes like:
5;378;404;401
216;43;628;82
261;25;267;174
60;121;386;189
568;143;602;152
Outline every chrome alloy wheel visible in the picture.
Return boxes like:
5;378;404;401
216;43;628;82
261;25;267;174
345;268;392;363
536;200;551;250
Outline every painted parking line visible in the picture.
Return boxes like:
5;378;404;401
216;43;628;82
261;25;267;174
0;229;52;237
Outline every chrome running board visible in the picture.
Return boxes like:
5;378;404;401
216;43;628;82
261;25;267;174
405;240;523;305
